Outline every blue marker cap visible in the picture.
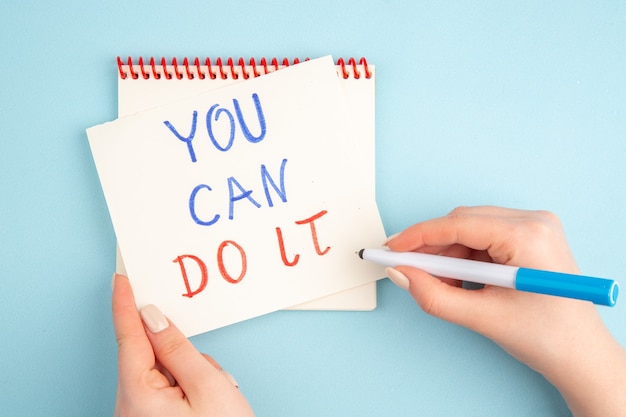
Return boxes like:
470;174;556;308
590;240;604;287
515;268;619;306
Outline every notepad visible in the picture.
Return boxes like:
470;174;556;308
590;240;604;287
88;55;385;336
117;55;381;311
116;57;376;311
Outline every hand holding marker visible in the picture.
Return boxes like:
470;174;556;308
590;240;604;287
358;248;619;306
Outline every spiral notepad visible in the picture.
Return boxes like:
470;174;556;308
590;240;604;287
115;56;379;312
89;55;385;334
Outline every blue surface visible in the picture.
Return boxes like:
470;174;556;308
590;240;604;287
1;2;625;416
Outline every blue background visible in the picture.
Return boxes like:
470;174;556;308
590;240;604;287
1;1;624;416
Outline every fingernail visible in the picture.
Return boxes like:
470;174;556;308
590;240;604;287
385;267;410;291
140;304;170;333
221;370;239;388
381;233;400;247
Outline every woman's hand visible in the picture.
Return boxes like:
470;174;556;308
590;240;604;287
385;206;626;417
112;273;254;417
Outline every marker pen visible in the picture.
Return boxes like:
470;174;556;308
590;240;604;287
358;248;619;306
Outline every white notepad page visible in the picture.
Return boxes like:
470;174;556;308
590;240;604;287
115;55;381;313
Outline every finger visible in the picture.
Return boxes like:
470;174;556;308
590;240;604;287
445;205;530;218
155;354;233;388
201;353;222;370
438;244;495;264
112;274;155;384
387;206;523;251
394;266;514;335
154;361;177;387
200;353;241;388
139;304;226;402
437;243;472;258
388;211;518;264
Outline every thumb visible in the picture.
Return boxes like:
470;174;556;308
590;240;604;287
139;305;229;400
386;266;511;333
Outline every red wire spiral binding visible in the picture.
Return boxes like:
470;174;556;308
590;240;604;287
227;57;237;80
203;57;217;80
160;57;172;80
260;57;270;75
348;57;359;79
337;57;371;79
150;58;159;79
336;58;349;79
360;57;372;79
116;56;124;78
117;56;138;79
183;57;194;79
249;57;260;77
137;57;148;79
237;58;248;80
171;57;182;80
193;57;204;80
216;57;227;80
271;57;280;71
116;56;370;80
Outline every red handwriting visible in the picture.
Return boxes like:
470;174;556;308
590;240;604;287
217;240;247;284
173;254;208;298
275;226;299;266
295;210;330;256
173;209;331;298
276;209;330;267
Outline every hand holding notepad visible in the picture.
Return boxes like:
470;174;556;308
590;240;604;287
87;56;385;336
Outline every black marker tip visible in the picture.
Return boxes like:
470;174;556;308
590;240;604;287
357;249;365;259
